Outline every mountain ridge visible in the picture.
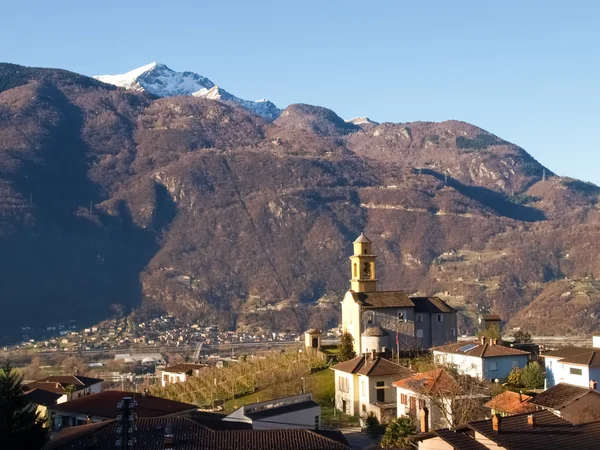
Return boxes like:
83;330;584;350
0;62;599;342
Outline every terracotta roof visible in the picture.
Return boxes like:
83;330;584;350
43;416;350;450
434;428;490;450
354;233;371;243
49;390;197;419
484;390;536;415
393;369;459;395
431;341;530;358
25;375;104;395
467;410;600;450
530;383;600;410
164;363;205;374
541;347;600;368
362;326;388;337
331;356;413;378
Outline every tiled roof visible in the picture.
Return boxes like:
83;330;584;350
49;390;197;419
434;428;490;450
43;416;350;450
541;347;600;368
484;390;536;415
431;341;530;358
411;297;457;314
392;369;458;395
351;291;414;308
468;410;600;450
245;400;320;420
163;363;205;374
331;356;413;378
530;383;600;410
25;375;105;395
24;388;63;407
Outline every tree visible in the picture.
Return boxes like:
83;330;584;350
22;357;42;381
0;362;48;450
337;332;356;362
520;362;544;389
61;356;88;375
364;412;379;437
381;417;416;449
507;368;524;388
478;323;501;341
512;329;532;344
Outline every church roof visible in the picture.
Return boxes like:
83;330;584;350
349;291;456;312
362;326;388;337
353;233;371;243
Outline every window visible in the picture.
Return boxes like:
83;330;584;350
398;312;405;321
570;367;583;376
367;312;373;324
489;361;497;371
451;328;457;337
353;263;357;278
362;404;367;413
416;314;423;323
416;329;423;339
364;248;368;254
401;393;408;405
315;415;319;430
437;314;443;322
362;262;371;277
418;399;426;409
376;381;385;402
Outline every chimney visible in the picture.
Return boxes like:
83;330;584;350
492;414;501;432
491;338;497;346
420;407;429;433
590;380;598;390
371;349;377;361
481;336;487;345
527;414;535;427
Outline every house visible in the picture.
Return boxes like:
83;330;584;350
24;375;104;402
331;352;413;421
393;368;482;432
529;382;600;424
341;233;457;354
417;410;600;450
540;341;600;388
48;390;197;430
431;338;530;381
160;363;205;387
24;389;64;423
224;393;320;430
484;390;536;417
42;415;351;450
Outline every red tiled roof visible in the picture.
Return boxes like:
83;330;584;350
43;416;350;450
484;390;536;415
392;369;458;395
49;390;197;419
163;363;205;374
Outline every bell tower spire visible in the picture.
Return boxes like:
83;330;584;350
350;232;377;293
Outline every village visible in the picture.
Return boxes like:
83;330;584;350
8;233;600;449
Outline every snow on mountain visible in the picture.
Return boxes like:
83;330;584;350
94;62;280;121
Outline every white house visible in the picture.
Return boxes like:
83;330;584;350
330;352;413;422
24;375;103;403
160;363;205;387
432;338;530;381
541;341;600;389
224;393;320;430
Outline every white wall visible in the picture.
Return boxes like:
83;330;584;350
433;351;483;380
161;371;187;387
334;370;359;416
545;357;591;388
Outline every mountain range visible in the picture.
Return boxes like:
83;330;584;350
0;61;599;343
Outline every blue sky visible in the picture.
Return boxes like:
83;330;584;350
3;1;599;184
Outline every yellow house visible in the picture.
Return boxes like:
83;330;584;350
341;233;458;354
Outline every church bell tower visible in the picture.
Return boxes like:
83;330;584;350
350;232;377;293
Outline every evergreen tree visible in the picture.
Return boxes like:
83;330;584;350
337;332;356;362
381;417;416;449
0;361;48;450
520;362;545;389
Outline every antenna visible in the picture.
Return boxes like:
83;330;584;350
116;397;137;450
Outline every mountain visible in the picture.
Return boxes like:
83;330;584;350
1;62;599;343
94;62;280;121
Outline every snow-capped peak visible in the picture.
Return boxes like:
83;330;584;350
94;62;280;121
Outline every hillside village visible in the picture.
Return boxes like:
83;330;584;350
10;233;600;449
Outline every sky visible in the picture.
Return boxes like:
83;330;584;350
2;1;599;184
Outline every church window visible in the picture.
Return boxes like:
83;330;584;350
398;312;405;321
364;248;368;254
353;263;357;278
367;312;373;324
437;314;443;322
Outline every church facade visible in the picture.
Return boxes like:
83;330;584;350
341;233;458;354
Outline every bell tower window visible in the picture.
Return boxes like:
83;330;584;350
362;262;371;278
353;263;357;278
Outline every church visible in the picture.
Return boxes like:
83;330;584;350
341;233;458;354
